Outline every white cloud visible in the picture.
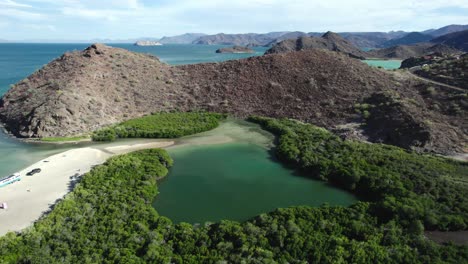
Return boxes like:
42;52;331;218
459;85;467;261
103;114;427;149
0;8;44;20
0;0;32;8
1;0;468;39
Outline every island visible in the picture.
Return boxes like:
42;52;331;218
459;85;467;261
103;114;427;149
215;46;255;54
134;40;162;46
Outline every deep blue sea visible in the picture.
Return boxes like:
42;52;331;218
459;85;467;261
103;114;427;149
0;43;267;178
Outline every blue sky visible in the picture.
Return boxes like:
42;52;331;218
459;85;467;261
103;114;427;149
0;0;467;40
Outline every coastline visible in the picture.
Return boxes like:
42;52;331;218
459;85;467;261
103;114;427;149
0;141;174;236
0;119;271;237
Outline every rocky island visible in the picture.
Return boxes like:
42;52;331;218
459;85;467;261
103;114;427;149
134;40;162;46
215;46;255;54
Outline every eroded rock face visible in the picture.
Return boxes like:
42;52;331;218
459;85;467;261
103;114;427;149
0;44;466;154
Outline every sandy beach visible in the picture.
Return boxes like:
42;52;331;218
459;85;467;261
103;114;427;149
0;141;174;236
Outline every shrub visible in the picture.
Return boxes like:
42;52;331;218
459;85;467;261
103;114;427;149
92;112;226;141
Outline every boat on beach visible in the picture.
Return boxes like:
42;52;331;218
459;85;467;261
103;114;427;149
0;173;21;188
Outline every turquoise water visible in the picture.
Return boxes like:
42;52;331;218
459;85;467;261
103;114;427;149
0;44;266;177
363;59;402;70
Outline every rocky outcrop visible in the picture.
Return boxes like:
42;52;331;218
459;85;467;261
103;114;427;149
0;44;466;154
265;32;368;59
215;46;254;54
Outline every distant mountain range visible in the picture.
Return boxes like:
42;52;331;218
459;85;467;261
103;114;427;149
366;43;461;60
2;24;467;49
422;24;468;37
264;31;463;60
431;30;468;52
183;24;468;48
380;32;433;48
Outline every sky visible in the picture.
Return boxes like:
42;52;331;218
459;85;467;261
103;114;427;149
0;0;467;41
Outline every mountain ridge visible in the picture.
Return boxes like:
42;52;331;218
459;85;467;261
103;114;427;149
431;30;468;52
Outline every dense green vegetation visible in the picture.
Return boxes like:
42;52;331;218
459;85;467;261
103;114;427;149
40;135;89;142
92;112;226;141
248;116;468;231
0;116;467;263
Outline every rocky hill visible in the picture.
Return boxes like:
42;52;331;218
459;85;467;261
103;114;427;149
380;32;433;48
0;44;466;154
367;43;461;59
265;32;368;59
431;30;468;52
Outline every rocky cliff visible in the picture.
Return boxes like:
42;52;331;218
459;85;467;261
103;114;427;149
0;44;466;154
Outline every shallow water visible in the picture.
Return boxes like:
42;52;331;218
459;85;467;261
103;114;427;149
154;120;357;223
363;59;402;70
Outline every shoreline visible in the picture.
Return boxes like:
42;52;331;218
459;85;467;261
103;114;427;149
0;120;270;237
0;141;174;236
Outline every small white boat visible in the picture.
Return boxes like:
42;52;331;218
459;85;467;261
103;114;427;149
1;202;7;209
0;173;21;188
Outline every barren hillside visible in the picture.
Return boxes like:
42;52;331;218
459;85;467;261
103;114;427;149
0;44;466;154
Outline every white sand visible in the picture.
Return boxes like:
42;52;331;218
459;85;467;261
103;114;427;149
0;141;174;236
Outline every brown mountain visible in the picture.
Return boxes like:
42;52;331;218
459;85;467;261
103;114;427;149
367;43;461;59
265;32;368;59
423;24;468;37
431;30;468;52
0;44;466;154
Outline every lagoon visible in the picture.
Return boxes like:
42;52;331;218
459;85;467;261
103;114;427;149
363;59;402;70
154;120;356;223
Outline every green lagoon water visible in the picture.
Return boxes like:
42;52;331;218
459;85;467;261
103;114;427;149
363;59;402;70
154;120;356;223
